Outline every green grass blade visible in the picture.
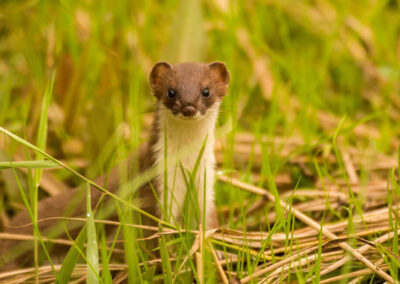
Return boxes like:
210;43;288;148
191;134;208;179
159;234;173;284
164;123;169;222
0;160;59;170
99;225;112;283
86;183;100;284
35;71;55;184
57;226;87;283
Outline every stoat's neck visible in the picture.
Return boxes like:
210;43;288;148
153;103;220;163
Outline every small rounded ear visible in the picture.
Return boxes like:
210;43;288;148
149;62;172;89
208;62;230;85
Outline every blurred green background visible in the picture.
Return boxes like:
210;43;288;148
1;0;399;212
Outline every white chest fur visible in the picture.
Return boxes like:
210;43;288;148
152;103;219;226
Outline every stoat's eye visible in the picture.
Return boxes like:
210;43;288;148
202;88;210;97
168;88;176;99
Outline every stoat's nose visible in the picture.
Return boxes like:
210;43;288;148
182;105;197;117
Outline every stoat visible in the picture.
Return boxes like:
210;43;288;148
1;61;229;265
147;61;229;228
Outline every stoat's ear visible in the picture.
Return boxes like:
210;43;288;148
150;62;172;89
208;62;230;85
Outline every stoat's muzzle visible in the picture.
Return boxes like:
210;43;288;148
181;105;197;117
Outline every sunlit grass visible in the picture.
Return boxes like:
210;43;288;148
0;0;399;282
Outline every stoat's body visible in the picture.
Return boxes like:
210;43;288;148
1;62;229;268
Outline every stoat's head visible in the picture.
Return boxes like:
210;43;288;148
150;62;229;119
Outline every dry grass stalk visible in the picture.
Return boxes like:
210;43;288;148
319;263;389;284
208;241;229;284
314;229;400;281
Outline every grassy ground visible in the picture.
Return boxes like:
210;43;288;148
0;0;400;283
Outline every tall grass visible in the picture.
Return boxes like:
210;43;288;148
0;0;399;283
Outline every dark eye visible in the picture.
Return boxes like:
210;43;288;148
168;88;176;99
202;88;210;97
